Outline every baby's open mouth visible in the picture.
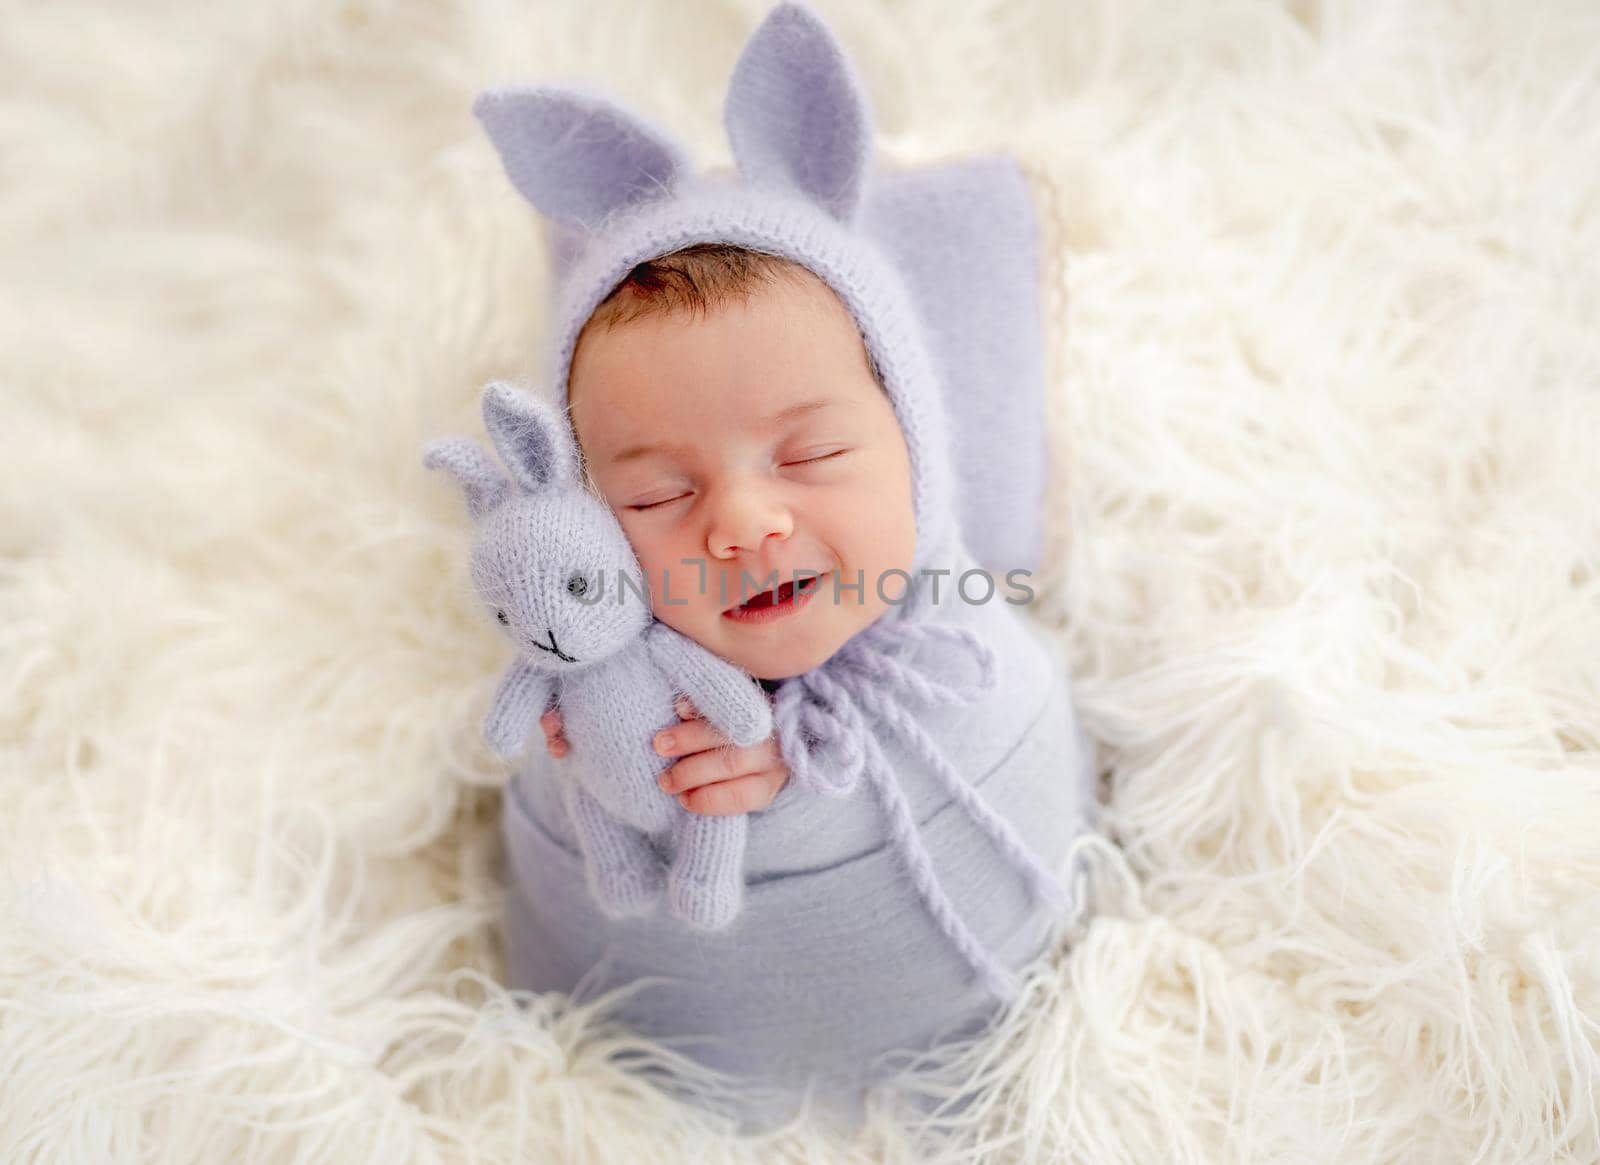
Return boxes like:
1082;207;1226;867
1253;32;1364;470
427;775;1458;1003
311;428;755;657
725;574;824;615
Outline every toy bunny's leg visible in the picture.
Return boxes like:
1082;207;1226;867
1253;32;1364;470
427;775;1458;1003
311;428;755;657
666;812;747;932
562;782;665;919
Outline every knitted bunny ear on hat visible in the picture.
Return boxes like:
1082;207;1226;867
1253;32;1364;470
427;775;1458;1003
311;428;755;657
473;85;691;278
721;0;874;223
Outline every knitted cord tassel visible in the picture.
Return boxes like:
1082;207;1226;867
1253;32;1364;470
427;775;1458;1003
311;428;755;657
771;617;1069;999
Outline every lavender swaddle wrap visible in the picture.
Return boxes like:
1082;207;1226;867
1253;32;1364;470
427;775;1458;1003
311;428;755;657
503;563;1097;1132
476;0;1099;1132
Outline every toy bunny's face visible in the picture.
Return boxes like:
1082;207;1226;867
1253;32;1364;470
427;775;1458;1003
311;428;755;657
423;381;652;671
470;488;649;670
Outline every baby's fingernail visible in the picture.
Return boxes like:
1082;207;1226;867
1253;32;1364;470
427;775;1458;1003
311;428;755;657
677;793;692;809
654;731;675;754
658;771;672;791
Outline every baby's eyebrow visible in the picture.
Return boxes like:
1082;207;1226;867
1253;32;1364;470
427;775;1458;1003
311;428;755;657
608;439;688;466
606;399;837;465
766;398;834;424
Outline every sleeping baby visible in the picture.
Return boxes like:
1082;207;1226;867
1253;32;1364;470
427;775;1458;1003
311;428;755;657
476;1;1099;1136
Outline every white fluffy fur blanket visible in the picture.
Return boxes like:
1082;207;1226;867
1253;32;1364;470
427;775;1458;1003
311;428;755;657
4;0;1598;1160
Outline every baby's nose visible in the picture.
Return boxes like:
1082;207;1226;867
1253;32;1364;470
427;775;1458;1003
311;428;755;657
707;491;793;558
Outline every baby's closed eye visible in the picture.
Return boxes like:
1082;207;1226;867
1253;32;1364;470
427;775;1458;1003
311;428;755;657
783;448;851;466
628;494;689;512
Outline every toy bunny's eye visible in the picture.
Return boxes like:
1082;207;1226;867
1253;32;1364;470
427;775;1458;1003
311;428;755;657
496;609;509;626
566;574;589;597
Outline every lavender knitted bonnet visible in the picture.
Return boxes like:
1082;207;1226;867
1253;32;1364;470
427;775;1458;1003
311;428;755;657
474;0;1067;998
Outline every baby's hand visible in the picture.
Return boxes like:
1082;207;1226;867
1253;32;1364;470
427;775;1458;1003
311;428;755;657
539;709;570;758
541;701;791;816
655;695;790;816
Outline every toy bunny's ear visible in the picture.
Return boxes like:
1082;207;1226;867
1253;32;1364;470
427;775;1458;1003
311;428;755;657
474;86;690;227
723;2;873;224
422;437;513;521
480;381;580;492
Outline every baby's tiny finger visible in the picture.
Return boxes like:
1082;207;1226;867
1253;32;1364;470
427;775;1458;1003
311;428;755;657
675;695;697;720
678;770;784;816
660;741;766;793
653;716;731;757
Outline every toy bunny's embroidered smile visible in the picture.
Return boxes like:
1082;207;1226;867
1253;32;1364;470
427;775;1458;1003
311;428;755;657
532;630;577;663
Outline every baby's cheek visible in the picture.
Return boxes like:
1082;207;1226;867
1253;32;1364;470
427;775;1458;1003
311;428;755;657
852;486;916;571
860;441;915;540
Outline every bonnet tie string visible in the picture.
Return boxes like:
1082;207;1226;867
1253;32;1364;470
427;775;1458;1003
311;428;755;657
771;618;1070;999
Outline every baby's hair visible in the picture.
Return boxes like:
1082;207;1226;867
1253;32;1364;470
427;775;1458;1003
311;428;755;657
583;242;796;330
573;242;888;391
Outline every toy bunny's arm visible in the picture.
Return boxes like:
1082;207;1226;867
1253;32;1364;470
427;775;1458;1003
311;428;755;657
645;622;772;747
484;659;556;758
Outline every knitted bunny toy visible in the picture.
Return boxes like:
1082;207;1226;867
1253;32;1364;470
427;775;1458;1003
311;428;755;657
423;379;773;932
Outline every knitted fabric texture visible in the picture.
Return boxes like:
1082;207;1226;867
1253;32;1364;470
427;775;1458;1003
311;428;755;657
773;616;1071;996
423;381;774;932
474;0;1065;999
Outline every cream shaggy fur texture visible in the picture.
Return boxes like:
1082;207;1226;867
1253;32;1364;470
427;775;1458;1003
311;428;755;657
4;0;1599;1160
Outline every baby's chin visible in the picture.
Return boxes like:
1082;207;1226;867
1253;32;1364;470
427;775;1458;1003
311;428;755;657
719;634;836;682
745;658;821;682
649;605;844;681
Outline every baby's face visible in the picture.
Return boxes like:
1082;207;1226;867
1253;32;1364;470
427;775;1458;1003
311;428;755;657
569;270;916;680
